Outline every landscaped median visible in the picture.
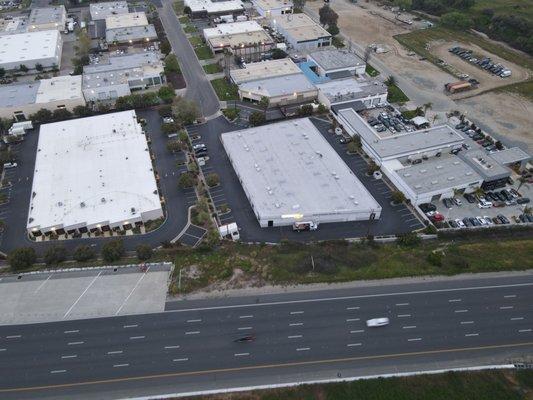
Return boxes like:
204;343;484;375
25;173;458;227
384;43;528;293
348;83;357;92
210;78;239;101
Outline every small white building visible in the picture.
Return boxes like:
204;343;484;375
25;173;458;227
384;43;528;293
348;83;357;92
28;6;67;32
230;58;301;84
0;30;62;71
90;1;129;21
316;77;387;109
270;14;331;51
184;0;245;19
307;49;366;78
27;110;164;237
252;0;293;17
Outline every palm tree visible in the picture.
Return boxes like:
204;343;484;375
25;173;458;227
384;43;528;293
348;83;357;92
473;186;485;199
452;188;461;198
259;96;269;117
423;102;433;116
523;206;532;215
517;175;530;191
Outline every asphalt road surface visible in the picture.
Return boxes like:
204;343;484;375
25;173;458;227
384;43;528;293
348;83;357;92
1;274;533;399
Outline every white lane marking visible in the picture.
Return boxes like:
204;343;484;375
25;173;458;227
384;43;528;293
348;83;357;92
397;314;411;318
500;306;514;310
350;330;364;333
454;309;469;313
33;274;53;294
115;267;150;315
239;315;253;319
519;329;532;333
63;330;79;334
289;323;303;327
63;271;102;319
465;333;479;337
346;318;360;322
448;299;462;302
402;326;417;329
164;345;180;349
346;307;360;310
288;335;303;339
113;363;129;368
234;353;249;357
290;311;304;315
296;347;310;351
173;358;189;362
511;317;524;321
61;355;77;359
187;319;202;323
67;341;84;346
0;349;6;352
50;370;66;374
408;338;422;342
167;281;533;314
396;303;409;306
504;295;517;298
238;327;253;331
347;343;362;347
123;324;138;329
5;335;21;339
460;321;474;325
107;351;123;355
185;331;200;335
129;336;145;340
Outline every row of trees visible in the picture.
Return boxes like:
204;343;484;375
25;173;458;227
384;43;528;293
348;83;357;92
7;241;154;271
319;5;340;35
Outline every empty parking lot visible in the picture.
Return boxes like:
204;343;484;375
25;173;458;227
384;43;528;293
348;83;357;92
0;263;172;325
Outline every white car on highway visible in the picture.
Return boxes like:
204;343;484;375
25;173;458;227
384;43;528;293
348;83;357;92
366;317;390;327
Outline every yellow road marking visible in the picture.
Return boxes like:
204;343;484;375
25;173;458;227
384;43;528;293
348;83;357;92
2;341;533;393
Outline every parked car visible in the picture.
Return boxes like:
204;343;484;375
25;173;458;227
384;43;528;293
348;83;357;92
464;193;476;203
497;214;510;224
419;203;436;213
510;189;521;198
483;216;493;225
448;220;458;228
478;200;492;209
493;201;505;208
492;217;502;225
453;197;462;206
505;200;517;206
517;197;530;204
162;116;174;124
455;219;466;228
463;217;472;227
443;198;454;208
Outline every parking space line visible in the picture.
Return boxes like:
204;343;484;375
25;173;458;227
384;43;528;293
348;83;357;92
115;267;150;315
63;272;102;319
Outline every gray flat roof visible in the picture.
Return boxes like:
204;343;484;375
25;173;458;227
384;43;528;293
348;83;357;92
337;108;464;159
29;6;65;26
459;149;511;180
490;147;531;165
0;82;39;108
394;155;482;195
239;73;315;97
106;24;157;43
308;49;364;71
221;118;381;220
230;59;300;84
316;77;387;102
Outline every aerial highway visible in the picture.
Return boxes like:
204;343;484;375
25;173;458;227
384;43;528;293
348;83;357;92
1;274;533;399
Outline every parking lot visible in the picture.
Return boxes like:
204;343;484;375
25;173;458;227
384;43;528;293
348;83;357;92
0;263;172;325
186;116;423;243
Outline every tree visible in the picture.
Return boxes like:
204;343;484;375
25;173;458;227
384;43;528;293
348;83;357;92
44;245;67;266
178;172;195;188
292;0;306;11
166;139;182;153
391;190;406;204
73;105;92;117
394;0;412;10
52;108;72;121
162;122;179;135
31;108;53;123
271;48;287;59
184;6;192;14
19;64;28;73
517;176;530;191
347;140;360;154
319;5;338;28
367;161;379;174
422;102;433;116
164;54;181;74
206;173;220;187
298;104;313;116
35;63;44;72
249;111;266;126
385;75;396;86
0;67;5;78
158;86;176;104
75;29;91;59
8;247;36;271
472;186;485;198
160;39;171;55
158;104;173;117
172;97;199;125
102;240;125;262
73;245;95;262
136;244;153;261
327;24;340;36
441;12;473;30
259;96;270;116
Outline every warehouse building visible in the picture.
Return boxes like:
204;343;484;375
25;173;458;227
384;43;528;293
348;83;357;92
221;118;382;228
105;12;148;30
83;52;165;102
28;6;66;32
230;58;301;84
270;14;331;51
90;1;129;21
0;75;85;120
27;110;163;238
307;49;366;78
316;77;387;109
184;0;245;19
106;24;158;46
252;0;293;17
0;30;62;71
458;149;511;191
0;16;27;36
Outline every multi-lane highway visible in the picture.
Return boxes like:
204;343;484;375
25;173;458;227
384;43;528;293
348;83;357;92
1;273;533;399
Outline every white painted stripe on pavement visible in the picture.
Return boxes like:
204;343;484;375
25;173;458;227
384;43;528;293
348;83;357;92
107;351;123;355
460;321;474;325
185;331;200;335
50;370;66;374
455;309;468;313
164;346;180;349
397;314;411;318
238;327;252;331
123;325;138;328
350;330;364;333
113;364;129;368
64;330;79;334
289;323;303;327
234;353;249;357
296;347;310;351
346;318;360;322
67;341;84;345
130;336;145;340
500;306;514;310
408;338;422;342
511;317;524;321
347;343;362;347
61;355;77;359
519;329;532;333
288;335;302;339
465;333;479;337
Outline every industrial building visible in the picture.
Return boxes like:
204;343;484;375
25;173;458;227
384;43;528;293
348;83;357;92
82;52;165;102
90;1;129;21
316;77;387;109
0;29;62;71
270;14;331;51
105;12;148;30
184;0;245;19
458;149;511;191
0;75;85;120
307;49;366;78
230;58;301;84
27;110;163;237
252;0;292;17
28;6;66;32
221;118;382;228
105;24;158;46
0;16;27;36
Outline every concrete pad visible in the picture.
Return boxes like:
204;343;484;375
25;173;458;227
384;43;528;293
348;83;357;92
0;263;173;325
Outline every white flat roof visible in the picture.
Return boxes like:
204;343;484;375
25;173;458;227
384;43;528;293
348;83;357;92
27;111;162;232
230;58;300;84
203;20;263;39
0;30;60;66
239;72;316;97
184;0;244;14
90;1;129;20
221;118;381;222
35;75;83;103
105;12;148;29
271;14;330;41
253;0;292;11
